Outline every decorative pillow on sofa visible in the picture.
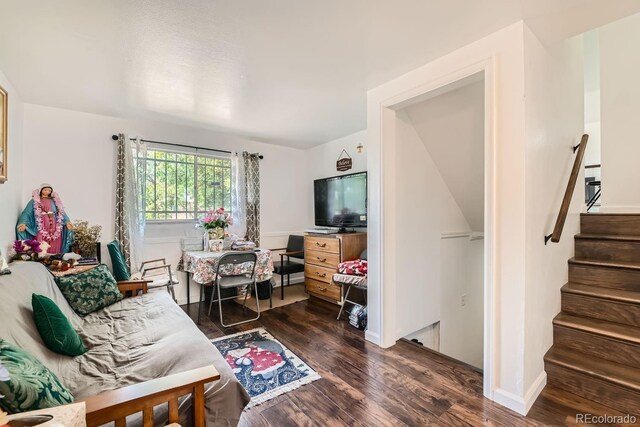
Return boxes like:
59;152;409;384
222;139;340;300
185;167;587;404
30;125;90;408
337;259;368;276
54;264;123;316
32;294;87;356
107;240;131;281
0;339;73;413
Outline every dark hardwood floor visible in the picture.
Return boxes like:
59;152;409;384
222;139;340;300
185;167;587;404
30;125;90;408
182;295;632;427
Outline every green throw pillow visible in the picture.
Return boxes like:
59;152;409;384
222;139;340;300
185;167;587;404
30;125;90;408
32;294;87;356
107;240;131;281
54;265;123;316
0;339;73;413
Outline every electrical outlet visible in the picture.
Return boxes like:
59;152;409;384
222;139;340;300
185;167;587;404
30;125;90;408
461;294;467;306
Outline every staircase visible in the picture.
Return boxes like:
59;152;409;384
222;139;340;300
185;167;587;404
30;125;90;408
544;213;640;414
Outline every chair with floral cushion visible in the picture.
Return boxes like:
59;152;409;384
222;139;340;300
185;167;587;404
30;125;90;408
334;249;368;321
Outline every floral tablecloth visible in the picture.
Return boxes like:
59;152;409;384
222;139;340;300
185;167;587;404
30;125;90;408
178;249;274;284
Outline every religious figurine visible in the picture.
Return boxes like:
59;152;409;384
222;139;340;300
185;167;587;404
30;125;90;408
16;184;74;254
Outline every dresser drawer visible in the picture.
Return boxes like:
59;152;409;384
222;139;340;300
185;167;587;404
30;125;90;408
305;236;340;254
305;264;334;284
305;278;341;302
305;249;340;269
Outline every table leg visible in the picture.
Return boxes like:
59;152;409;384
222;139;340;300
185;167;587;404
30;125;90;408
187;273;190;306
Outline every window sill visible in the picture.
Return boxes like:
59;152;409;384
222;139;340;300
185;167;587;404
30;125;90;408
145;220;200;225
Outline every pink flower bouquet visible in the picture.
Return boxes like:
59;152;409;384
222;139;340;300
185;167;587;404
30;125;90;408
200;207;234;230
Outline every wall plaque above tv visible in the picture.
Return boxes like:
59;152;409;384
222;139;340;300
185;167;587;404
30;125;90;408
314;172;367;230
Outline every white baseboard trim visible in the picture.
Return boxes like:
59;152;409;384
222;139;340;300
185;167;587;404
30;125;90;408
174;277;306;306
493;371;547;415
365;330;381;345
273;277;305;287
599;205;640;213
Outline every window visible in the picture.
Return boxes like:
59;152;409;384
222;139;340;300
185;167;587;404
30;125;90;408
135;148;232;221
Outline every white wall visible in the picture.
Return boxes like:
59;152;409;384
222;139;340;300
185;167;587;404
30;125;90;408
439;237;484;369
0;70;24;255
583;30;602;169
404;79;485;231
523;28;585;409
22;104;313;304
367;21;528;413
599;12;640;211
395;87;485;370
307;130;366;180
393;110;472;339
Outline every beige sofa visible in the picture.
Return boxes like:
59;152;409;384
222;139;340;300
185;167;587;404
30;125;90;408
0;261;250;426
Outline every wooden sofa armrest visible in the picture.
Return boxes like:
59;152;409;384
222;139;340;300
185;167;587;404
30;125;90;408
117;280;151;297
80;365;220;427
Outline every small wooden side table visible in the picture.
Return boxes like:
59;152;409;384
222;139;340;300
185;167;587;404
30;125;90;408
5;402;86;426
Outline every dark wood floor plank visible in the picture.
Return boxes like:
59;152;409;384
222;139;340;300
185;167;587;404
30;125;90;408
258;396;317;427
251;308;443;425
286;383;359;426
182;297;610;426
309;369;409;427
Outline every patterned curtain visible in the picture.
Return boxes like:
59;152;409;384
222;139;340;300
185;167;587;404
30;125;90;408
243;152;261;246
114;134;145;271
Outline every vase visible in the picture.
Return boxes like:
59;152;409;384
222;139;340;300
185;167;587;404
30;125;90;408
208;228;225;239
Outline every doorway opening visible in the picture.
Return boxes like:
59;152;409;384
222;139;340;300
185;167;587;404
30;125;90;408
391;72;485;372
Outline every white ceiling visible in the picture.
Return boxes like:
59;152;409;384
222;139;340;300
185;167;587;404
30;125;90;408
1;1;639;148
404;78;485;231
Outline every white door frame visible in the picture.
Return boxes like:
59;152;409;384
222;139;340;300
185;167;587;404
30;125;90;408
367;57;497;398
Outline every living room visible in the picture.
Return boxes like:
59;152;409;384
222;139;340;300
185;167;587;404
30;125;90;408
3;2;640;426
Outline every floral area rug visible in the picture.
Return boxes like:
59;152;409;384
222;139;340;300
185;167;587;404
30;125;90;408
211;328;320;407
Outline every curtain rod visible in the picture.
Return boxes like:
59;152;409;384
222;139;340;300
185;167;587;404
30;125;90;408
111;134;231;155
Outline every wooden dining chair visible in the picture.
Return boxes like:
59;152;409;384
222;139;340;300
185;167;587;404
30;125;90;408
271;235;305;303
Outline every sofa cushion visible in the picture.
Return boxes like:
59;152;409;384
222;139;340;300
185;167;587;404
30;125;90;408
32;294;87;356
54;265;123;316
0;339;73;413
107;240;131;281
0;262;250;426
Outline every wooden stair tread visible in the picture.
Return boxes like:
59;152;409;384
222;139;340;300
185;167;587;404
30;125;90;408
562;283;640;305
575;233;640;242
545;347;640;393
554;313;640;344
568;257;640;270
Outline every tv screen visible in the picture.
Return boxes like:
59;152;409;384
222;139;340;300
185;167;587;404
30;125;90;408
314;172;367;228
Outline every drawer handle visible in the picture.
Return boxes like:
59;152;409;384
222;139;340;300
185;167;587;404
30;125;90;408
315;272;327;278
318;286;327;291
316;242;327;248
316;257;327;262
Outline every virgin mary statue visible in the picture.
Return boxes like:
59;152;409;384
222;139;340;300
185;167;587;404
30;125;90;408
16;184;74;254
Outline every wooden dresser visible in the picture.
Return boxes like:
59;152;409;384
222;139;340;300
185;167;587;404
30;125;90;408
304;232;367;304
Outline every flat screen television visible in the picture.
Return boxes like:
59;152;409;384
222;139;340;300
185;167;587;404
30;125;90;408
314;172;367;229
